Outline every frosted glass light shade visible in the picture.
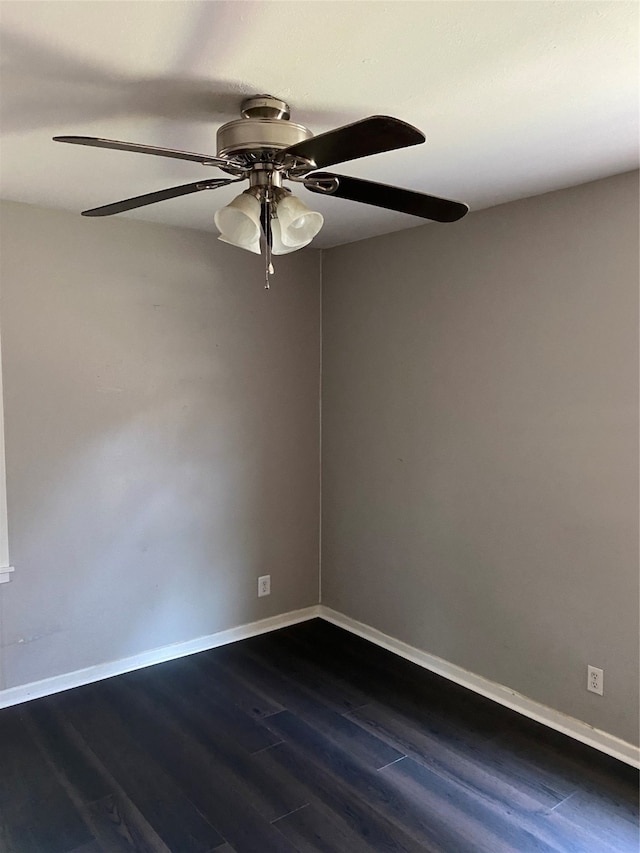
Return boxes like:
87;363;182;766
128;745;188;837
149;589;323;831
271;219;310;255
277;195;324;248
214;192;262;254
217;234;261;254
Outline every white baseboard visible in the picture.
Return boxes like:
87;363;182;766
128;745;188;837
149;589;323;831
0;605;321;710
3;601;637;769
318;606;640;769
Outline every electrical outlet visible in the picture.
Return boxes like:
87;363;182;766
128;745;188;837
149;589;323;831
587;665;604;696
258;575;271;597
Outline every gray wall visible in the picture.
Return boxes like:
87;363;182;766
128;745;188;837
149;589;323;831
1;172;637;746
321;171;639;745
0;201;320;689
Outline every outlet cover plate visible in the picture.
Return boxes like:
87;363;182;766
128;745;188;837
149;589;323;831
587;665;604;696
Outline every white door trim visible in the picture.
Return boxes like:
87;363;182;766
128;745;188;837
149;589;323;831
0;328;12;582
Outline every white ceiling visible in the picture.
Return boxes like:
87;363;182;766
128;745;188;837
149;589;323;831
1;1;638;248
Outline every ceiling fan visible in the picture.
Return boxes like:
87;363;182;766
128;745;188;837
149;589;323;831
54;95;469;287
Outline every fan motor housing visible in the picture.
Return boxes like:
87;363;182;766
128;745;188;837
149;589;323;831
216;117;312;158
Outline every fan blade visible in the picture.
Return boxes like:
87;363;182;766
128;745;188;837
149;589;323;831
278;116;425;170
54;135;237;168
81;178;239;217
304;172;469;223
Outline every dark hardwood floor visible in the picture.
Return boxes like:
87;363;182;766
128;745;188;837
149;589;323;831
0;618;637;852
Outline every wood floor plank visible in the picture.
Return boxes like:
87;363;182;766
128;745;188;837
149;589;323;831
542;786;639;851
383;754;565;853
25;702;113;805
22;703;170;853
46;689;226;853
491;717;639;804
0;707;93;853
216;632;370;715
286;706;405;770
104;678;309;824
251;737;432;852
86;793;172;853
1;620;636;853
284;619;446;700
63;842;103;853
272;801;377;853
205;642;405;770
127;660;281;755
285;619;516;740
186;653;286;719
97;680;301;852
265;710;499;852
206;643;351;716
245;628;374;710
347;701;572;810
262;741;429;853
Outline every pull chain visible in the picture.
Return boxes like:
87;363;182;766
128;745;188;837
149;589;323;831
261;194;275;290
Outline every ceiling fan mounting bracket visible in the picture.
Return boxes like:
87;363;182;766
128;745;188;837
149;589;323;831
240;95;291;121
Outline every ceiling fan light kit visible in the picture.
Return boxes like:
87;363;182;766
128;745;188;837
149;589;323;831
273;192;324;248
214;190;262;255
54;94;469;288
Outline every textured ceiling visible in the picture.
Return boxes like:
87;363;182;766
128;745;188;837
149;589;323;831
1;1;638;248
